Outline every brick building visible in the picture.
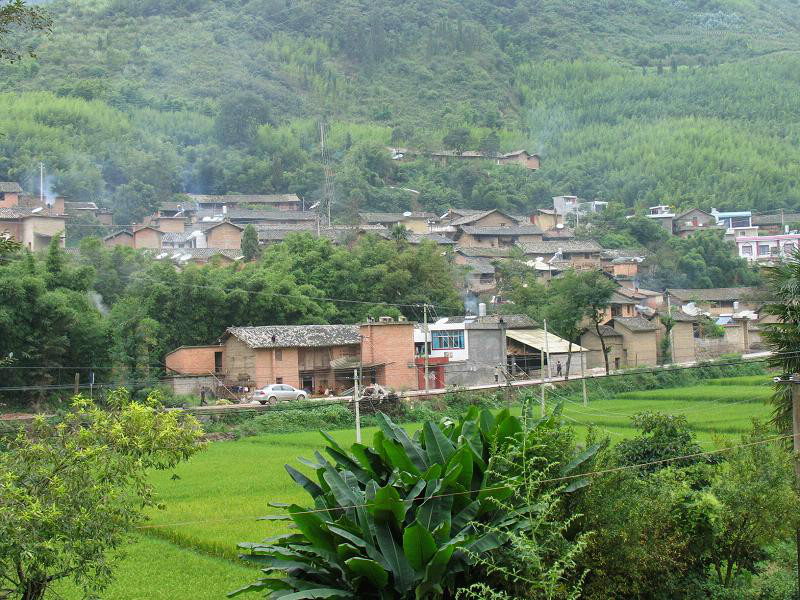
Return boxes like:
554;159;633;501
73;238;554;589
0;207;66;250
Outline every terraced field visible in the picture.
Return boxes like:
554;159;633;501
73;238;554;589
55;375;775;599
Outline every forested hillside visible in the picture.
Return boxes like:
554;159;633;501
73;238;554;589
3;0;800;219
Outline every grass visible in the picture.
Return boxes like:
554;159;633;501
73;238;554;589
55;375;775;599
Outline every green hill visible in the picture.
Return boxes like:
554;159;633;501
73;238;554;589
2;0;800;218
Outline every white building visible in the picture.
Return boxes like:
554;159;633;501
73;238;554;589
736;233;800;262
711;208;759;238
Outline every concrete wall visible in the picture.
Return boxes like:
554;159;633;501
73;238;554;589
162;374;216;397
165;346;222;375
21;216;66;250
615;327;658;367
206;223;242;249
444;327;505;387
133;228;161;249
580;331;624;370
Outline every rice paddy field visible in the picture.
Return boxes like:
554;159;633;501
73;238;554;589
54;374;776;599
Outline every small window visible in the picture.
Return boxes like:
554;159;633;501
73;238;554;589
276;377;283;384
741;244;752;256
758;244;771;256
275;349;283;361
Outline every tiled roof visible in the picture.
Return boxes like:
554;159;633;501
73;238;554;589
440;314;536;328
666;287;763;302
613;316;659;332
418;233;456;245
592;324;623;337
197;209;318;222
161;231;194;243
0;182;23;193
460;257;496;274
226;324;361;349
449;209;521;226
104;230;133;240
610;291;639;305
668;310;699;322
753;213;800;226
360;212;404;223
542;227;574;240
0;207;64;219
517;239;603;254
456;247;513;258
189;194;300;204
460;225;542;236
64;201;98;211
154;248;242;261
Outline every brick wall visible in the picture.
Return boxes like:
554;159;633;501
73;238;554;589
165;345;222;375
206;223;242;249
133;228;161;249
360;322;417;390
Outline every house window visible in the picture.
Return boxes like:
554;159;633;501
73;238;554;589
276;377;283;384
275;349;283;361
214;351;223;373
611;305;622;317
741;244;752;256
784;242;796;254
431;330;465;350
758;244;771;256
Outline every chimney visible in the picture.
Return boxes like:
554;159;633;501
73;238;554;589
478;303;487;317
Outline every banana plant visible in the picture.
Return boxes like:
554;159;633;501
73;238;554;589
232;406;598;599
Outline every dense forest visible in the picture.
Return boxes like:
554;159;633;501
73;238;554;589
2;0;800;220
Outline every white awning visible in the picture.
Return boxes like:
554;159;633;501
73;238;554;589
506;329;588;353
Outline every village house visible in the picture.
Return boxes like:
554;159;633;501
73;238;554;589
736;233;800;262
517;239;603;268
580;324;625;371
176;320;418;394
188;194;302;212
360;211;437;234
64;201;113;225
665;287;763;316
646;205;676;233
672;208;721;238
529;209;563;231
454;224;544;248
103;230;134;248
202;220;243;249
752;212;800;236
195;208;317;228
132;225;163;249
0;206;66;250
656;310;698;364
711;208;759;238
0;182;23;208
389;148;540;170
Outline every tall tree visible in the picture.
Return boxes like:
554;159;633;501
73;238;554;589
442;128;472;155
0;389;203;600
579;271;617;374
241;224;260;261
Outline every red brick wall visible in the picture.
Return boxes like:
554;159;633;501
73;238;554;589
165;346;221;375
0;193;19;208
133;228;161;249
360;322;417;390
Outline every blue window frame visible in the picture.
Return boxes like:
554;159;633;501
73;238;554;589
432;330;464;350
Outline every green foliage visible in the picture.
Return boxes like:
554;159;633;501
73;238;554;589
614;412;705;473
0;389;204;600
234;408;597;598
763;252;800;433
647;230;762;289
240;224;260;262
0;0;51;63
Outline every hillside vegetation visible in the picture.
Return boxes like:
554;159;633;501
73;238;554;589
2;0;800;217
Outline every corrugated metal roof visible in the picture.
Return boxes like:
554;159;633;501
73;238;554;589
507;329;588;353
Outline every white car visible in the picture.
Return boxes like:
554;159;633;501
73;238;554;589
251;384;308;405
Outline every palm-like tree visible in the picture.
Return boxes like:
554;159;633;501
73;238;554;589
762;252;800;433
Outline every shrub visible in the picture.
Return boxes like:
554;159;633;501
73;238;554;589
233;407;597;599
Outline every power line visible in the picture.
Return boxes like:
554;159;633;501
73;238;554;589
133;431;798;528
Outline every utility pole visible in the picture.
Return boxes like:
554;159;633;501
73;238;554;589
73;372;79;396
580;349;588;407
544;318;552;380
353;368;361;444
423;303;429;393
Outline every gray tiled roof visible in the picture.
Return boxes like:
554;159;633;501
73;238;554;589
460;225;542;236
155;248;242;261
360;212;404;223
64;201;98;211
189;194;300;204
542;227;575;240
518;239;603;254
460;257;496;274
456;247;513;258
197;209;317;222
666;287;763;302
226;324;360;349
0;207;34;218
668;310;699;322
0;182;23;193
449;209;521;226
592;324;623;337
161;231;194;243
613;316;658;332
